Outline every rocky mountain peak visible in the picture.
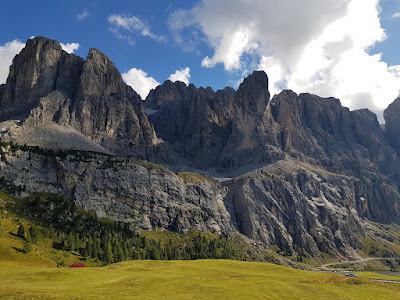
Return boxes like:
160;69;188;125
0;36;160;160
145;80;188;110
77;48;126;98
384;97;400;155
0;37;64;120
25;36;62;52
234;70;270;116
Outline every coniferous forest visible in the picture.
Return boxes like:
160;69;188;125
10;193;245;265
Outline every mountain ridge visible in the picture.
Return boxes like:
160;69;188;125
1;37;400;259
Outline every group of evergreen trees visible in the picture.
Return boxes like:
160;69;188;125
15;223;38;253
13;193;243;265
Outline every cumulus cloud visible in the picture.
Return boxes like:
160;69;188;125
109;27;135;46
393;12;400;19
60;42;80;54
122;68;160;99
0;39;25;84
108;14;166;43
77;9;89;20
170;0;400;121
168;67;191;85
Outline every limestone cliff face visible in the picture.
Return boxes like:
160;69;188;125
0;38;65;120
218;71;282;171
385;97;400;156
0;147;234;235
145;81;235;168
144;71;283;172
270;92;400;182
0;37;159;160
1;147;398;257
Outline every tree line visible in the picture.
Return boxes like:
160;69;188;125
13;193;243;265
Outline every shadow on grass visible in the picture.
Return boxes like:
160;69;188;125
9;232;21;238
12;246;24;253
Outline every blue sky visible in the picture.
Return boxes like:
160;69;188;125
0;0;233;93
1;0;400;120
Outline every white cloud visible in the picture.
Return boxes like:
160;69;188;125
77;9;89;20
60;42;80;54
393;12;400;19
122;68;160;99
0;39;25;84
168;67;191;85
109;27;135;46
108;14;166;43
170;0;400;121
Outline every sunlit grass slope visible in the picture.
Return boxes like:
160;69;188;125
0;260;399;300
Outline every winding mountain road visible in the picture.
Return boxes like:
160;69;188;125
320;257;390;270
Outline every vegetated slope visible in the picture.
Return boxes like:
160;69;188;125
0;190;96;267
0;260;400;300
1;37;400;260
0;189;271;268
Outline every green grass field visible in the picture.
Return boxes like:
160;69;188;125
1;189;400;299
0;260;399;300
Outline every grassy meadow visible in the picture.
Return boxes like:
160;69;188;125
0;260;399;300
1;187;400;299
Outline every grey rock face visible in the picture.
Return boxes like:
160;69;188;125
144;72;283;173
0;37;159;160
0;38;63;120
1;148;398;257
218;72;283;172
0;148;234;235
384;97;400;155
270;91;400;185
77;48;126;98
145;80;235;168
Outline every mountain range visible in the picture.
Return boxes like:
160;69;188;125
1;37;400;259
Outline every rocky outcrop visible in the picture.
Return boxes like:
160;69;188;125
384;97;400;155
0;147;233;234
218;71;283;172
1;147;399;257
145;72;400;183
144;72;283;173
0;37;160;160
0;38;65;120
145;80;235;168
270;91;400;183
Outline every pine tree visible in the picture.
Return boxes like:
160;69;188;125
141;236;147;248
67;232;75;251
17;224;25;239
83;249;88;260
29;226;39;243
23;239;32;253
123;242;130;260
115;243;124;262
74;233;80;250
105;240;114;264
92;237;98;258
173;247;181;260
87;236;93;258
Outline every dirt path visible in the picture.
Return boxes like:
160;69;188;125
320;257;386;270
